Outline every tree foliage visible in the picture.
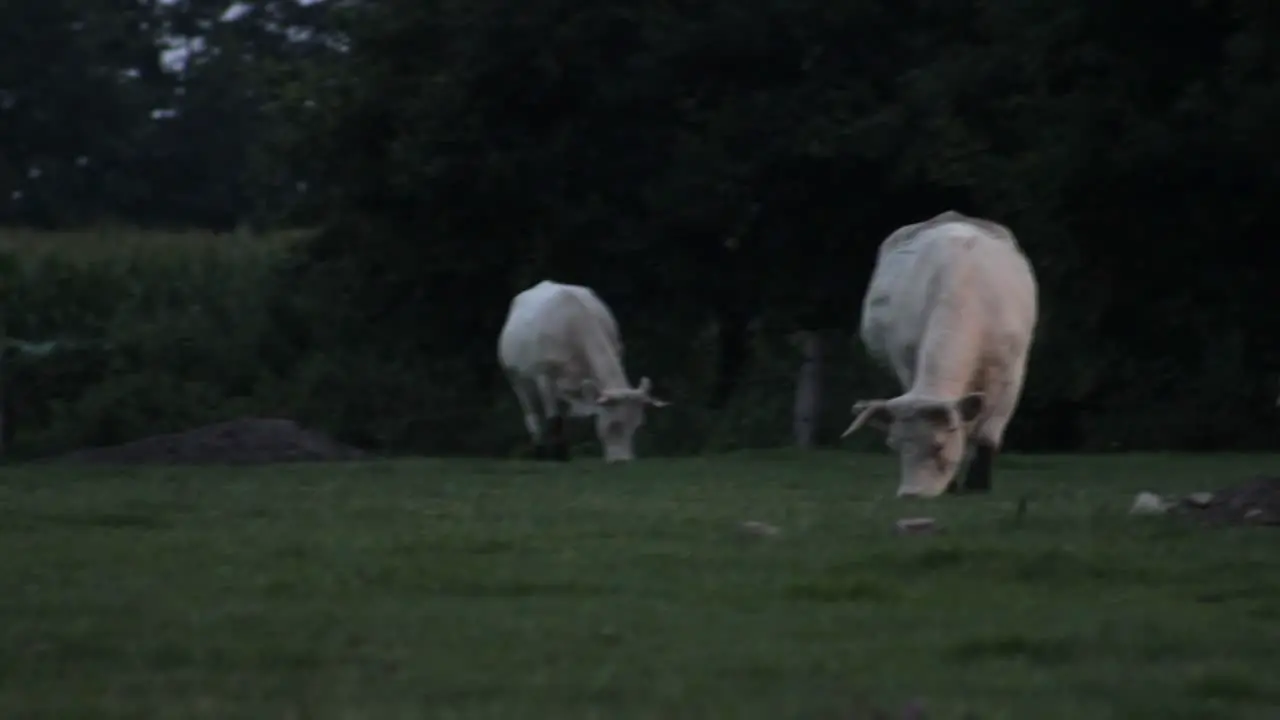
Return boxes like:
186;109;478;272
3;0;1280;453
277;0;1280;450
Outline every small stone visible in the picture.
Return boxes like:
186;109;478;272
1130;492;1171;515
1185;492;1215;508
895;517;937;534
738;520;781;537
1244;508;1264;522
900;698;928;719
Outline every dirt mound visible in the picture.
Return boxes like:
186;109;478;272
1177;475;1280;526
52;418;367;465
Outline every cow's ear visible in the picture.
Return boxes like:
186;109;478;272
637;377;670;407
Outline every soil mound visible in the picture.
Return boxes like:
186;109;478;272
52;418;367;465
1178;475;1280;526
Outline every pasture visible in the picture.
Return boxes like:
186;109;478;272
1;452;1278;719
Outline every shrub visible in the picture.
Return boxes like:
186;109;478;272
1;227;297;457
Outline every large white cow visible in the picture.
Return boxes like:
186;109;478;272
498;280;670;462
841;211;1039;498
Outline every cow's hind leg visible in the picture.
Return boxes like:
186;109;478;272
535;375;571;462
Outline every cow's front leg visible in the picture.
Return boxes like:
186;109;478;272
963;442;996;492
507;373;552;460
523;412;554;461
532;375;571;461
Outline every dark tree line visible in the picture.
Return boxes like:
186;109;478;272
5;0;1280;452
0;0;336;229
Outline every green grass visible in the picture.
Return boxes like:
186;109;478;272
1;451;1278;719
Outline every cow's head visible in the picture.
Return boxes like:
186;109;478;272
839;392;985;497
582;377;670;462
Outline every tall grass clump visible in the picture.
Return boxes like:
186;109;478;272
1;226;308;458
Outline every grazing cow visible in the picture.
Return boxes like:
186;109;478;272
498;280;670;462
841;211;1039;497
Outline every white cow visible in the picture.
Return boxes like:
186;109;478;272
498;280;670;462
841;211;1039;498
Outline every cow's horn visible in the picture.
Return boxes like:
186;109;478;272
840;400;887;439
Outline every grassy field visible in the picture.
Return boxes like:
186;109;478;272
1;451;1278;719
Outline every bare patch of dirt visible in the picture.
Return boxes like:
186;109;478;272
50;418;367;465
1175;476;1280;527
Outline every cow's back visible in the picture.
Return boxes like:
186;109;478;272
860;213;1036;371
498;280;620;376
